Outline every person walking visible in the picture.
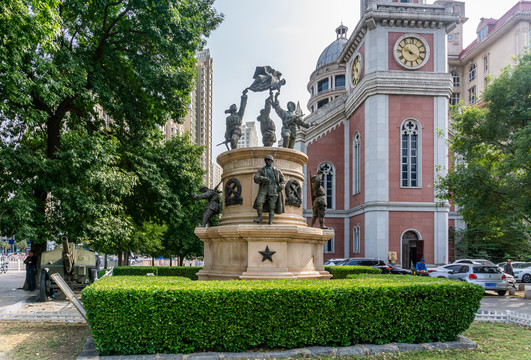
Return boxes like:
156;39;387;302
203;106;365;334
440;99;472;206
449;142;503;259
24;250;38;291
503;259;514;276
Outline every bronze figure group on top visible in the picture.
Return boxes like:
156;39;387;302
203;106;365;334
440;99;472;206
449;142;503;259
220;66;314;150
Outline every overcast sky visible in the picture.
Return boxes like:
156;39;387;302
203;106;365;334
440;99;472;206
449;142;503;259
206;0;518;158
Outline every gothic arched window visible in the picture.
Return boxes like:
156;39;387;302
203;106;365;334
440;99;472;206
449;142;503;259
318;162;335;209
353;132;361;195
401;119;421;187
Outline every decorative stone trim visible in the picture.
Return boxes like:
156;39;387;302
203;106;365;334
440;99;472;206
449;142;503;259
79;335;477;359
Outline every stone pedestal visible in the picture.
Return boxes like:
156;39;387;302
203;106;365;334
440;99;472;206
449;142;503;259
195;147;333;280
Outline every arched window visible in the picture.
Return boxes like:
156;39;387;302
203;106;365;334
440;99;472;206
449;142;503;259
353;132;361;195
468;63;476;81
450;71;460;87
401;119;421;187
353;226;361;254
318;162;335;209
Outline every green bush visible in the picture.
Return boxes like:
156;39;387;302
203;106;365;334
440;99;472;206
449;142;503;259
82;275;483;355
97;270;108;279
157;266;202;280
113;266;160;276
112;266;202;280
324;265;381;279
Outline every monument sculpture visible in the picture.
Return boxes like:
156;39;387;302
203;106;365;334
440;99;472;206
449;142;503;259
310;168;328;229
257;92;277;146
222;89;248;150
253;155;285;225
195;67;333;280
191;185;221;228
272;92;312;149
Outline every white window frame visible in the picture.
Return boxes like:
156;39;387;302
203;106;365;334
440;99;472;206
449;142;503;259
468;63;477;82
451;71;460;87
352;132;361;195
353;226;361;254
450;92;460;106
318;162;336;209
324;230;335;254
468;86;477;104
400;119;422;188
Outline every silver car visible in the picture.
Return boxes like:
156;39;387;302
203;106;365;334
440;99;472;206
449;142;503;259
428;264;462;279
448;264;509;296
513;266;531;283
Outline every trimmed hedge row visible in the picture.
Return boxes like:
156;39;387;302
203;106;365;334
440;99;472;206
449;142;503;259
324;265;381;279
82;275;483;355
112;266;202;280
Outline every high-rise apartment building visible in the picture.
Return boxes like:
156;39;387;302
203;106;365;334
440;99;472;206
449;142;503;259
237;121;259;148
163;49;214;187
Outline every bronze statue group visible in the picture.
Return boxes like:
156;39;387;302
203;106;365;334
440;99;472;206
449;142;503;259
194;66;327;228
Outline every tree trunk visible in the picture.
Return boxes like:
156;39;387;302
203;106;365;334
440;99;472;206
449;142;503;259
151;257;154;266
169;257;172;266
179;256;185;267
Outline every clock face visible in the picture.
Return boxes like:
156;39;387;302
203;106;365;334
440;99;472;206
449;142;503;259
394;34;429;69
351;54;362;86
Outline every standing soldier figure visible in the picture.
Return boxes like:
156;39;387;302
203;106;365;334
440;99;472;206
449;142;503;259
257;91;277;146
310;168;328;229
192;185;221;227
224;89;248;150
253;156;285;224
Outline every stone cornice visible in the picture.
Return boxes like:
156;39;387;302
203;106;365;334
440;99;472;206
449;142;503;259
298;94;347;145
339;3;460;64
345;71;453;118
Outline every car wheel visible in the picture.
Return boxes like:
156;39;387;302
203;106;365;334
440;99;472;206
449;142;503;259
438;276;445;279
497;290;506;296
521;274;531;283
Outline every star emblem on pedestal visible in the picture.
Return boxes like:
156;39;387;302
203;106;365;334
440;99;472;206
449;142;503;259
259;246;276;262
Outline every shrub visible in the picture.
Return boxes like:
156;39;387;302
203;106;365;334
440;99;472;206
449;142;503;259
112;266;160;276
157;267;202;280
112;266;201;280
82;275;483;355
324;265;381;279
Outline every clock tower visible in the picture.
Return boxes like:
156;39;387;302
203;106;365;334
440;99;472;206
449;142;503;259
299;0;460;267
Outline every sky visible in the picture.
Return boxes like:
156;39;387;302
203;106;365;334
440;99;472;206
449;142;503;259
205;0;518;159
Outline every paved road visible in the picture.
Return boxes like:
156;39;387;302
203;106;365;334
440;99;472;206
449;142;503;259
0;271;37;312
480;291;531;316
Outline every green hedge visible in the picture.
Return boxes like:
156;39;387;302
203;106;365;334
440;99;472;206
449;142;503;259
82;275;483;355
324;265;381;279
112;266;202;280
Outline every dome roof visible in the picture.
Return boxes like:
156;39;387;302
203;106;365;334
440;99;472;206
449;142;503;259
315;24;349;69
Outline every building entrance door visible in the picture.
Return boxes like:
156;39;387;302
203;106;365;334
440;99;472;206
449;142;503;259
402;231;422;270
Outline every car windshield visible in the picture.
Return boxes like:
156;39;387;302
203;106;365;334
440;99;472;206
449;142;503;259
473;266;501;274
513;262;531;269
444;265;460;270
473;259;495;266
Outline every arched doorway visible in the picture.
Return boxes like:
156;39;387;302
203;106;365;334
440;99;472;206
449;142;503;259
401;230;423;270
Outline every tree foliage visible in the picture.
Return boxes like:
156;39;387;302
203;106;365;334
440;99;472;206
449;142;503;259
437;52;531;261
0;0;222;260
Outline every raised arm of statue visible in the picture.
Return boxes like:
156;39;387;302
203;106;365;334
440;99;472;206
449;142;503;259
238;91;248;119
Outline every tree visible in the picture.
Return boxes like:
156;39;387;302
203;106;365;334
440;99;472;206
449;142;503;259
437;52;531;261
0;1;222;263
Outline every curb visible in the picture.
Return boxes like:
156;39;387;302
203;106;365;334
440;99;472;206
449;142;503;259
77;335;477;359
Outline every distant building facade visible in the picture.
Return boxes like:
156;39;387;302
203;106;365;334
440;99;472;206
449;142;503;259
298;0;529;266
237;121;259;148
162;49;215;187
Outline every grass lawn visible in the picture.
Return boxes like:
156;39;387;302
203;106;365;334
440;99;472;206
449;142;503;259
0;322;89;360
0;321;529;359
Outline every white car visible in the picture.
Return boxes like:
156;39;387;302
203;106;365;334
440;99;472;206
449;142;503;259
513;266;531;283
428;264;462;279
453;259;496;266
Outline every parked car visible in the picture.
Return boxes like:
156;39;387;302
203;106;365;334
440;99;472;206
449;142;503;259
388;266;413;275
448;264;509;296
323;258;347;266
338;258;391;274
453;259;496;266
513;265;531;283
428;264;462;279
